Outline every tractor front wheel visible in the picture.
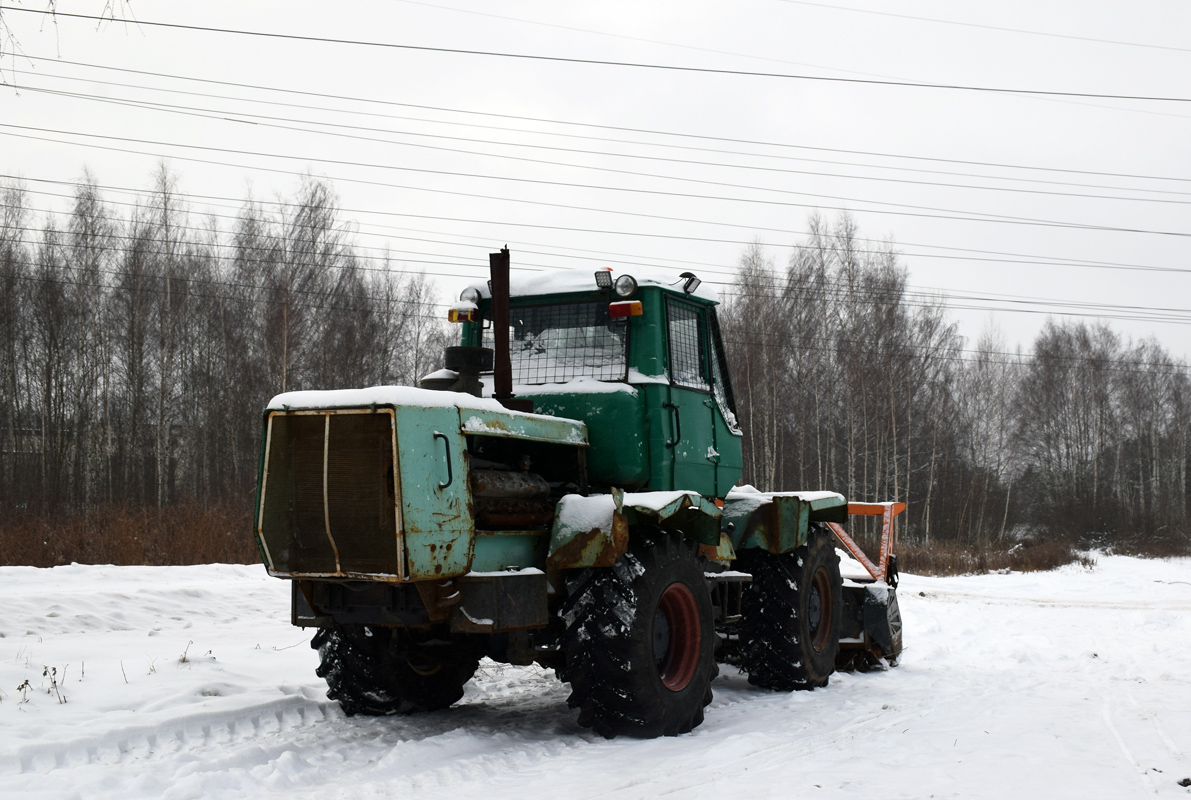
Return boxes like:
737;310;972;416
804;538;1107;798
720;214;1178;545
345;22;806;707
312;625;480;715
559;529;717;738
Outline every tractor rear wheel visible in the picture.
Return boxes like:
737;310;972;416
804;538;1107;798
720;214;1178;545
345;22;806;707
738;524;842;690
558;529;717;738
312;625;480;715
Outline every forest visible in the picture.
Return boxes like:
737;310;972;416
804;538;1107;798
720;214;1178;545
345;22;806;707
721;215;1191;566
1;171;1187;569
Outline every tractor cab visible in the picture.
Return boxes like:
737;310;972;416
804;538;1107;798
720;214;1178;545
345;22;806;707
431;256;744;499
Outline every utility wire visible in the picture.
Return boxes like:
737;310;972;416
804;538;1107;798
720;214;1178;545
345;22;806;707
18;79;1191;210
774;0;1191;55
6;124;1191;240
9;264;1191;378
4;6;1191;103
18;54;1191;186
12;176;1191;281
14;203;1191;329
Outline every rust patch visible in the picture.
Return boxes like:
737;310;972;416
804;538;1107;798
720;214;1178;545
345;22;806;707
547;527;603;570
547;514;629;570
414;579;461;621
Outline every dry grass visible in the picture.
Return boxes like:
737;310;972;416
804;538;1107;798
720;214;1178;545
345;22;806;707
893;538;1096;577
0;500;260;567
3;501;1186;574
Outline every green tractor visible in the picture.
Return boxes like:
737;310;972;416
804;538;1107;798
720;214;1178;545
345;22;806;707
252;249;903;738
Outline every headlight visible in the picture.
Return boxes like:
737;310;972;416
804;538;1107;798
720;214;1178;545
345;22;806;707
614;274;638;298
459;287;482;305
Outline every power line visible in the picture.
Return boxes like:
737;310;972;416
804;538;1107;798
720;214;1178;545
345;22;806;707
11;175;1191;285
774;0;1191;55
7;264;1190;378
20;54;1191;187
6;185;1191;370
19;79;1191;211
396;0;887;80
16;175;1191;288
4;6;1191;104
6;124;1191;241
13;201;1191;329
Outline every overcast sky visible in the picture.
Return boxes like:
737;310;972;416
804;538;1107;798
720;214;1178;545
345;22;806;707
2;1;1190;359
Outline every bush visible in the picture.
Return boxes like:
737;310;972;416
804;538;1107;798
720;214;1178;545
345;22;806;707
894;538;1096;576
0;500;259;567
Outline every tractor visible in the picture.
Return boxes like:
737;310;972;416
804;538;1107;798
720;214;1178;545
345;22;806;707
252;249;903;737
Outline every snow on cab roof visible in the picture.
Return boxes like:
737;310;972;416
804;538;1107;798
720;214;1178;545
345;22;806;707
463;266;720;304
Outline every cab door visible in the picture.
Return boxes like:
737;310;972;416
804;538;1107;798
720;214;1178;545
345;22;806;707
664;298;716;496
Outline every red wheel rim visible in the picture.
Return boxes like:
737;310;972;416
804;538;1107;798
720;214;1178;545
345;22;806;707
655;582;701;691
809;566;834;653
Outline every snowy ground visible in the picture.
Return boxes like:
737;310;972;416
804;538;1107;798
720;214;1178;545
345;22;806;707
1;556;1189;800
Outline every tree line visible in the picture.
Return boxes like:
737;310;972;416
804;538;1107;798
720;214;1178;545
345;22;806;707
1;171;1187;563
0;168;447;518
720;214;1191;554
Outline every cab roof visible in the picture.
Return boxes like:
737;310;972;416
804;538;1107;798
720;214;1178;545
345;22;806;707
463;266;720;305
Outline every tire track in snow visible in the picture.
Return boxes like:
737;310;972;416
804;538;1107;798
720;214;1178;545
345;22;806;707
1125;685;1186;763
915;588;1191;611
0;694;336;776
1102;699;1158;797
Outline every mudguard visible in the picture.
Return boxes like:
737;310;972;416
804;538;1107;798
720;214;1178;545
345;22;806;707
547;489;722;569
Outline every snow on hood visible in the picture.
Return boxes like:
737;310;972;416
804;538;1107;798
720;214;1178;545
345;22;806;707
268;385;542;418
464;266;720;304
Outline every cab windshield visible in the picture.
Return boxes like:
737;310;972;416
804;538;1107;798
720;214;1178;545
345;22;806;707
484;301;628;385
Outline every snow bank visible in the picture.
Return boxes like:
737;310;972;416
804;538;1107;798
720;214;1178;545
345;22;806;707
3;556;1190;798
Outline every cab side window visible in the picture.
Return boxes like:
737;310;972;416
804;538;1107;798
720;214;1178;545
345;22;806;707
666;298;708;390
708;311;741;432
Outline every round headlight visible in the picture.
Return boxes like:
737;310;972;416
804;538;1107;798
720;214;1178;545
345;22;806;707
614;274;638;298
459;287;482;305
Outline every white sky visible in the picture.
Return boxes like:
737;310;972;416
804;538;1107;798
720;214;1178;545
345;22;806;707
2;1;1190;359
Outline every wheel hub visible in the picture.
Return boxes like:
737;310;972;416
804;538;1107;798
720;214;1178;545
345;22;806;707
654;582;701;691
809;566;833;653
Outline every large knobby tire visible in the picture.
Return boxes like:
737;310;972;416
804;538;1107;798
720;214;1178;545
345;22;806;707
558;529;717;738
738;525;842;691
312;625;480;715
884;588;904;666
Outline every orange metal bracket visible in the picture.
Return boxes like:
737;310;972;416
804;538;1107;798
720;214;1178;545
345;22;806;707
826;501;906;583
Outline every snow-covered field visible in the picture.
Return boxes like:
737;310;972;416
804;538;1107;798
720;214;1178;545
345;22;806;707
2;556;1189;799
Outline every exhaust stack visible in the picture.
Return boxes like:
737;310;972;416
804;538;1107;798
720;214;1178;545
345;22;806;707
489;248;533;413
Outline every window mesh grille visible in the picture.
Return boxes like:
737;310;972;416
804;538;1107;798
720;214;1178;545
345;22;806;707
485;302;628;385
667;299;707;389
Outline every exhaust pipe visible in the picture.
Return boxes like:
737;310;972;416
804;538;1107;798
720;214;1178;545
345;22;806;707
489;248;533;413
490;248;513;402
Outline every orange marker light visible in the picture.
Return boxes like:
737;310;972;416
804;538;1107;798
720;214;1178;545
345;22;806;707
608;301;643;319
448;308;478;323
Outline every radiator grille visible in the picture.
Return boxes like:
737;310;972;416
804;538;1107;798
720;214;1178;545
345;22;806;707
258;411;399;577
